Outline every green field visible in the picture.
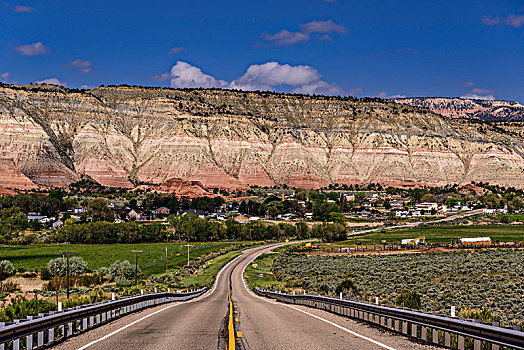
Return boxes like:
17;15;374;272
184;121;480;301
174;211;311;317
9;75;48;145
244;252;285;290
338;224;524;246
0;242;241;275
178;250;244;287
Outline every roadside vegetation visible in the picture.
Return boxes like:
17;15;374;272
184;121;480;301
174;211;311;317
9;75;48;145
271;248;524;324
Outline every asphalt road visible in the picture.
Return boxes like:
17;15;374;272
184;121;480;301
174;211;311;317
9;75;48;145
56;243;437;350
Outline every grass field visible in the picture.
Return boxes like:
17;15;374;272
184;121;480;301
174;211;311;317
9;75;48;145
337;224;524;246
0;242;241;275
178;250;244;288
244;252;285;290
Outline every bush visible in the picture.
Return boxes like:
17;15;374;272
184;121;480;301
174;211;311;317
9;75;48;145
47;257;87;277
0;296;56;322
0;260;15;280
106;260;137;286
335;278;360;299
0;281;19;294
40;267;52;280
395;290;421;309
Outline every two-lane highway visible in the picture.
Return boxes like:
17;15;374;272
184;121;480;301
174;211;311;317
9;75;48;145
56;243;437;349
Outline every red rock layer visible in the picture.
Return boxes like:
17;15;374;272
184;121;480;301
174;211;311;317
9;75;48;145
0;157;38;190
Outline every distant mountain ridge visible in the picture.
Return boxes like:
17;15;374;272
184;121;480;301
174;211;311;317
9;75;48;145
1;84;524;192
395;97;524;121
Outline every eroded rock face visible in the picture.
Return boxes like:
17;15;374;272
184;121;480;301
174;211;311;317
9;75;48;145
396;97;524;121
0;84;523;190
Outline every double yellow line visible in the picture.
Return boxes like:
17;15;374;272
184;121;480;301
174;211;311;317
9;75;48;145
228;290;235;350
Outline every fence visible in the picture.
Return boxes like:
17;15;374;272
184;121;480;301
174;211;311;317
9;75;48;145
254;288;524;350
0;288;207;350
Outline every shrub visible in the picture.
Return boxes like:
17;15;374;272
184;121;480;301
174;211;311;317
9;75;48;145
0;281;19;294
106;260;137;286
0;260;15;280
47;257;87;277
335;278;360;299
395;290;422;309
40;267;52;280
0;296;56;322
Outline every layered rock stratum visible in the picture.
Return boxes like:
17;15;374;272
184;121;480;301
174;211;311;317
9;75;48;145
1;83;523;191
396;97;524;121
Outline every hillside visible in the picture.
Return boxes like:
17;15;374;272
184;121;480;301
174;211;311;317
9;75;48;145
1;84;523;191
396;97;524;121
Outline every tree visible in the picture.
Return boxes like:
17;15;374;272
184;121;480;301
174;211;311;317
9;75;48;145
266;206;281;218
87;198;114;222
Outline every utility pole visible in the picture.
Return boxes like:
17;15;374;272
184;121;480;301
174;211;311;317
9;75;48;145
54;260;58;305
165;247;168;276
186;243;192;266
132;250;143;285
58;251;77;299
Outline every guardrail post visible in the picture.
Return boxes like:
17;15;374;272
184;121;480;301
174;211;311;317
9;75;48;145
394;319;400;332
432;329;439;345
83;318;88;331
48;327;54;344
492;344;499;350
89;316;95;328
421;326;427;341
473;339;481;350
402;321;408;335
387;318;392;329
411;324;417;338
13;337;20;350
457;335;465;350
444;332;451;347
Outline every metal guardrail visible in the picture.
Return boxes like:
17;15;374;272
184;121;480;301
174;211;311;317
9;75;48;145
0;288;208;349
254;288;524;350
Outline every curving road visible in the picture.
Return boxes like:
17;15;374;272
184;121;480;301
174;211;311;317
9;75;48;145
56;244;437;350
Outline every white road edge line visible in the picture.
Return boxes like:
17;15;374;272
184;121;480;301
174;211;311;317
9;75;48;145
76;248;253;350
241;248;398;350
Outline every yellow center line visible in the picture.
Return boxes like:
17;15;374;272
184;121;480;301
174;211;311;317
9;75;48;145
228;290;236;350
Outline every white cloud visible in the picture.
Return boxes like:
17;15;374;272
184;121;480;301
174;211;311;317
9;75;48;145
231;62;321;90
481;15;501;25
14;42;50;56
261;30;309;45
0;72;10;82
299;20;347;34
80;85;96;90
461;88;495;100
505;13;524;28
170;61;228;88
458;81;475;88
35;78;67;87
169;46;186;54
14;5;32;12
164;61;346;95
67;59;93;74
151;72;171;82
261;19;346;46
482;11;524;28
378;91;406;99
348;86;363;96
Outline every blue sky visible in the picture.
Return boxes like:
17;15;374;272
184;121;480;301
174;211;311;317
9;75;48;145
1;0;523;101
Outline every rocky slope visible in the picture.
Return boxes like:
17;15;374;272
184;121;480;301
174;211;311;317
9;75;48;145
395;97;524;121
1;84;523;191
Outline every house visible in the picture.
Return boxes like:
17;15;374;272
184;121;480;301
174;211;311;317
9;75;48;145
73;208;86;214
233;215;250;224
128;209;142;221
153;207;170;215
52;220;63;230
483;209;497;214
27;214;52;223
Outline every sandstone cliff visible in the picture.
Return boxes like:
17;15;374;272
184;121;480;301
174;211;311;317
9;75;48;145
1;84;523;191
396;97;524;121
